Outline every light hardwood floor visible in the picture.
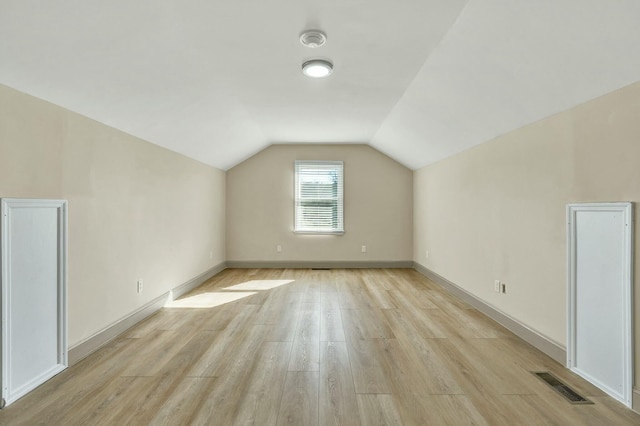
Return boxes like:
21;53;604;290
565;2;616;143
1;268;639;425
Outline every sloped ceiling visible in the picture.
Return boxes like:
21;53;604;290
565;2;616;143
1;0;639;170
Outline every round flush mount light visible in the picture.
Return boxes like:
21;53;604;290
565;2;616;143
300;30;327;48
302;59;333;78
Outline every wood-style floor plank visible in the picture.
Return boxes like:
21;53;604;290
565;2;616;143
186;306;260;377
0;268;638;425
277;371;319;425
319;341;360;426
235;341;291;426
148;377;217;426
411;394;490;425
320;292;346;342
188;328;270;425
288;303;321;372
356;394;403;426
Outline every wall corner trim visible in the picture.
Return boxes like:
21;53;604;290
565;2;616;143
413;262;566;365
68;262;227;366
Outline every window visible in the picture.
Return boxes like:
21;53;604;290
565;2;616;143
294;161;344;234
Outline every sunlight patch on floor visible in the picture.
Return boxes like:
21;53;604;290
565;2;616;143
223;279;295;291
165;279;296;309
165;291;258;308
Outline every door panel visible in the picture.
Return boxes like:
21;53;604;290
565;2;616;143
567;202;633;407
1;199;68;407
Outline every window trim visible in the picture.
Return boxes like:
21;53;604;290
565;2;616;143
294;160;344;235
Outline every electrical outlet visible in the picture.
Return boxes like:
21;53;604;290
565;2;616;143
494;280;501;293
501;283;507;294
137;279;143;294
361;245;367;253
425;250;430;259
276;244;282;253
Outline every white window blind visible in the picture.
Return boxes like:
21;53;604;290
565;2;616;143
294;161;344;234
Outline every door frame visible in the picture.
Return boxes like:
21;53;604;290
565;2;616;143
566;202;633;407
1;198;68;407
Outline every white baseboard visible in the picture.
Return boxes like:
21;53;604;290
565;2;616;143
226;260;413;269
170;262;227;299
68;262;227;365
413;262;566;365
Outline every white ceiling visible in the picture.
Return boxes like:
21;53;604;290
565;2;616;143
2;0;639;170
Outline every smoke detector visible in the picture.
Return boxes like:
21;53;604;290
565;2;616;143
300;30;327;48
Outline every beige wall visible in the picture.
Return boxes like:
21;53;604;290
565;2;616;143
7;73;638;386
0;84;226;346
227;144;413;262
414;81;640;382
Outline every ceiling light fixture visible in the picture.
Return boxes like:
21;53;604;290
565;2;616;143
302;59;333;78
299;30;327;48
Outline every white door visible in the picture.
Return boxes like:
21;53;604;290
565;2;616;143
1;199;68;407
567;202;633;407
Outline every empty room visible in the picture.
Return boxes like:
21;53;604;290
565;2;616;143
1;0;640;424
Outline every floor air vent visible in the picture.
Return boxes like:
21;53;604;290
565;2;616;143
533;372;593;404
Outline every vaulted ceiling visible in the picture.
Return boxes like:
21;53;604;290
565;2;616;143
2;0;639;170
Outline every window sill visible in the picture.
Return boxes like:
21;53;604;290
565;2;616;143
294;230;345;235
